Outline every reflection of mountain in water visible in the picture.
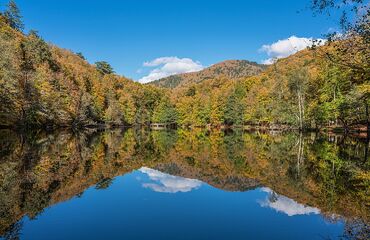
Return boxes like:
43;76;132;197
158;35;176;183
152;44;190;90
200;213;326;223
139;166;260;193
0;128;368;238
154;163;260;192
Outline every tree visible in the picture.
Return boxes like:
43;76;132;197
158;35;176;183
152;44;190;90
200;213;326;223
311;0;370;133
311;0;368;40
224;83;246;126
3;0;24;31
95;178;113;190
76;52;85;60
288;68;309;130
310;0;369;87
0;20;22;126
22;31;56;70
95;61;114;75
152;97;178;124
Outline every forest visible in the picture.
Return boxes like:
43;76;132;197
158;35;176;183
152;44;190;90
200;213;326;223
0;0;369;133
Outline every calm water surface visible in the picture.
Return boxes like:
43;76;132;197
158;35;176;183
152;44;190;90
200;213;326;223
0;129;368;240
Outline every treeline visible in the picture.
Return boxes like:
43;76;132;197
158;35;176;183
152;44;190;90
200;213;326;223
0;1;174;129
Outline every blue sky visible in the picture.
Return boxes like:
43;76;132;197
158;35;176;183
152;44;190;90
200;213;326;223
10;0;339;82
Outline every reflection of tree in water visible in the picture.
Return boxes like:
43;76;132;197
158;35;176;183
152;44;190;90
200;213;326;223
280;132;307;182
132;128;160;161
157;163;181;176
3;221;22;240
185;156;195;166
295;132;304;179
95;178;113;190
342;219;370;240
268;191;279;203
21;180;60;219
0;129;111;235
223;129;250;172
0;129;368;238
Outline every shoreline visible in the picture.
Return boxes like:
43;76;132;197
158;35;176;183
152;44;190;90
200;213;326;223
1;123;369;137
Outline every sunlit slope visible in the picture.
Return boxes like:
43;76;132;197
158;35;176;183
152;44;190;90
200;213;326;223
0;16;164;128
149;60;266;89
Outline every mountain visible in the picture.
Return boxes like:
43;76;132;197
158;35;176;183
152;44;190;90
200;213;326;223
148;60;266;89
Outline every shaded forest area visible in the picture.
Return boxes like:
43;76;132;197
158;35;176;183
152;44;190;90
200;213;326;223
0;0;369;134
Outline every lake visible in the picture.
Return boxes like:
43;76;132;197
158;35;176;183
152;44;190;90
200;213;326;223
0;128;368;240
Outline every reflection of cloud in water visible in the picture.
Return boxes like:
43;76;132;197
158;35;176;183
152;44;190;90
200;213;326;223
139;167;202;193
259;187;320;216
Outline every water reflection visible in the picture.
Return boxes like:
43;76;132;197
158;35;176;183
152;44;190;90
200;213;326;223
139;167;202;193
0;128;368;239
259;188;320;216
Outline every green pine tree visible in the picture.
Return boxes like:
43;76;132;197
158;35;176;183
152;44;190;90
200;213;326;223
4;0;24;31
95;61;114;75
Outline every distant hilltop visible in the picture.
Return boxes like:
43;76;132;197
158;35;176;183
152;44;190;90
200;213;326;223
148;60;267;89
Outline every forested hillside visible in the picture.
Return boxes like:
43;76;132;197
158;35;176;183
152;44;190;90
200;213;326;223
149;60;266;89
164;46;369;130
0;0;368;133
0;12;171;128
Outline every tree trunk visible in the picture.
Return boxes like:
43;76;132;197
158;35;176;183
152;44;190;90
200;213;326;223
297;91;304;131
365;99;369;136
296;132;304;178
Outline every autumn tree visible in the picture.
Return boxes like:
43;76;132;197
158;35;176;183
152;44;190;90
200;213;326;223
288;68;309;130
0;16;21;126
224;83;246;126
311;0;370;131
152;97;178;124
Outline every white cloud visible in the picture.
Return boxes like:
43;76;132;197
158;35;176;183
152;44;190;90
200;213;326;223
260;36;326;64
138;57;204;83
259;188;320;216
261;58;277;65
139;167;202;193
